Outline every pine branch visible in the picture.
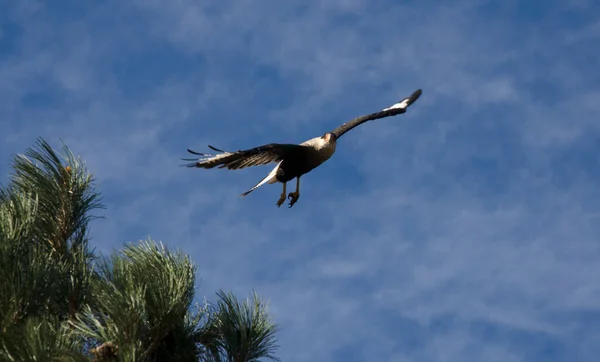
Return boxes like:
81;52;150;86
4;138;102;321
0;138;101;332
0;316;88;361
9;137;104;254
70;239;204;361
212;290;281;362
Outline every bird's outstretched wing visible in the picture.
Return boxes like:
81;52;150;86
330;89;422;139
182;143;304;170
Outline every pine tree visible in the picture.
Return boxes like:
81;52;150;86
0;138;280;361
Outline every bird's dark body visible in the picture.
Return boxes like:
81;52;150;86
275;148;323;183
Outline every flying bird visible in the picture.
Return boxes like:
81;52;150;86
183;88;422;208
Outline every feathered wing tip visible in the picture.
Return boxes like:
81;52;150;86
207;145;225;152
180;145;230;168
185;145;226;156
182;142;292;170
382;89;422;111
406;89;422;106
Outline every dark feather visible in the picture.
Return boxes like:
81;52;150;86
182;143;306;170
208;145;225;152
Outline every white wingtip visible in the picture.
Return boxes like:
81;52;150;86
382;98;411;111
382;89;422;111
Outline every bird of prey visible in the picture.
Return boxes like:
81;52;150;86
183;89;422;208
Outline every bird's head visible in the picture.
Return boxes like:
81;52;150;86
321;132;337;144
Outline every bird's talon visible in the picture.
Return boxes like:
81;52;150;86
276;195;286;207
287;192;300;207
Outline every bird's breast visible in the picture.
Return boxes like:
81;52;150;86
307;143;336;167
319;143;336;160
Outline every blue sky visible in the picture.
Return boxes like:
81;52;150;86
2;0;600;361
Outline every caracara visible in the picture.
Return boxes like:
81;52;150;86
183;89;422;207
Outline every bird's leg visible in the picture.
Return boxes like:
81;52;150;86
288;177;300;207
276;182;287;207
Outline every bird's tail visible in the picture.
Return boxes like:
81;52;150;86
241;161;282;197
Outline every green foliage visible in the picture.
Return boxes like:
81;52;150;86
1;138;101;327
71;240;206;361
210;291;280;362
0;316;88;362
8;137;103;254
1;138;99;331
0;137;281;361
0;188;38;244
0;228;63;330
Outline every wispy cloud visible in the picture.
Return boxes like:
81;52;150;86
2;0;600;361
